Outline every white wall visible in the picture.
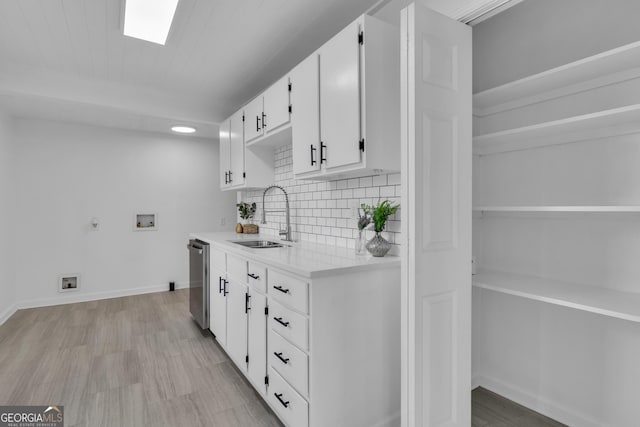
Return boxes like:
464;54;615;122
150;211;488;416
0;113;16;322
12;119;236;307
473;0;640;92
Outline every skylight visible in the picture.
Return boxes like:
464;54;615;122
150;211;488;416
123;0;180;45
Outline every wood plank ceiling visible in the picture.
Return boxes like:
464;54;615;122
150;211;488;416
0;0;520;137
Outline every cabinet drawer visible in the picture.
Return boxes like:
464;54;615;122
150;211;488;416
268;269;309;314
269;300;308;351
247;261;267;293
210;247;226;271
227;254;247;283
269;329;309;397
267;367;308;427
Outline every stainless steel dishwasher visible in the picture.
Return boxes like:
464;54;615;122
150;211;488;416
187;239;209;329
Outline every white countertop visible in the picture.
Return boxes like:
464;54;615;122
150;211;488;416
190;232;400;278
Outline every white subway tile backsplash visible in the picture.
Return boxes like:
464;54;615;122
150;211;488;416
240;144;401;251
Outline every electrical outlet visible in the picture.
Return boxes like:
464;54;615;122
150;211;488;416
220;217;226;226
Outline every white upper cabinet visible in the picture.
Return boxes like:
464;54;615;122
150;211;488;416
291;53;321;175
293;14;400;180
228;109;245;188
244;96;264;144
320;19;361;171
219;108;275;192
219;119;232;189
263;75;291;135
244;75;291;146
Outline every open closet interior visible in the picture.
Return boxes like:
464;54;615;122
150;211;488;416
471;31;640;427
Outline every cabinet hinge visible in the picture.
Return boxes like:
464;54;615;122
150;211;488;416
288;83;292;92
243;172;246;178
245;355;249;363
264;306;269;316
288;104;292;114
359;138;365;152
358;31;364;45
265;375;269;386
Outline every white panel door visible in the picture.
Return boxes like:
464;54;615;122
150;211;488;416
229;109;245;188
401;4;472;427
226;279;249;371
219;119;231;188
244;96;264;143
263;75;291;134
247;290;267;395
291;53;321;175
319;18;362;170
210;269;228;347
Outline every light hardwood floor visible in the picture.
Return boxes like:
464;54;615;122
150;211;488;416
0;289;564;427
472;387;566;427
0;289;282;427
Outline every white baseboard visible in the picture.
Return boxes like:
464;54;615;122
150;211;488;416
16;281;189;310
474;375;600;427
0;303;18;326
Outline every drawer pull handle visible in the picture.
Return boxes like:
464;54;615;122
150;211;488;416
273;285;290;294
248;273;260;280
274;317;290;327
274;393;290;408
274;352;290;364
218;276;223;294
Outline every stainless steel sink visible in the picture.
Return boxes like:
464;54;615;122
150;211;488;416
231;240;288;249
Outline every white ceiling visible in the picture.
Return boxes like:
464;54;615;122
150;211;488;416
0;0;520;138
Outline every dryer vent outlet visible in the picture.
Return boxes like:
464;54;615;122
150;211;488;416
59;275;80;293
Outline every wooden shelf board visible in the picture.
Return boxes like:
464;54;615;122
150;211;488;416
473;104;640;155
474;40;640;116
473;206;640;213
473;270;640;323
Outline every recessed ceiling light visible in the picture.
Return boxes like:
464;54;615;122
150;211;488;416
171;126;196;134
123;0;180;45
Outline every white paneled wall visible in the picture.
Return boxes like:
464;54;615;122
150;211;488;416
241;144;401;254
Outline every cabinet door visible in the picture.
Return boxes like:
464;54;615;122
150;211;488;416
291;53;321;175
226;279;248;371
209;269;227;347
263;75;291;134
247;290;267;396
219;119;231;189
320;19;362;170
229;109;245;187
244;96;264;143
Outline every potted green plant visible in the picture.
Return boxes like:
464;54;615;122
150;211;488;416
361;200;399;257
236;202;257;234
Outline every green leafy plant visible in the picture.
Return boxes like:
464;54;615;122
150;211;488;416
236;202;257;220
362;200;400;233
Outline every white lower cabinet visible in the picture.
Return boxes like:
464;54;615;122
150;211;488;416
209;268;227;347
268;367;309;427
247;289;267;396
225;279;248;371
268;329;308;397
208;245;400;427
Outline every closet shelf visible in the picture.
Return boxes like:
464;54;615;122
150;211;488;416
473;206;640;213
473;270;640;323
473;104;640;155
474;40;640;116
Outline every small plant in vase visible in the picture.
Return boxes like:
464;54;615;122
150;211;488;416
236;202;258;234
362;200;399;257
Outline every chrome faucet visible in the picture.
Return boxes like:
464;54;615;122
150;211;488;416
261;185;293;242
